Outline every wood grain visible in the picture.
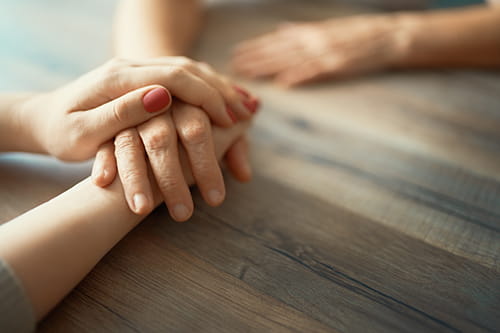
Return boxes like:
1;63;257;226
0;0;499;332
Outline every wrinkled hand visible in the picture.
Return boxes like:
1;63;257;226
22;57;257;161
92;101;256;221
231;15;410;86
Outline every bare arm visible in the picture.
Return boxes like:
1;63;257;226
0;93;42;153
113;0;203;57
231;3;500;86
397;4;500;68
0;118;249;321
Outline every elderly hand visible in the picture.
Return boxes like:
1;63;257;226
231;14;412;86
92;100;257;221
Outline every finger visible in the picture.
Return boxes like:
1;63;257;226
225;135;252;183
232;27;300;63
233;54;300;79
174;104;225;207
133;57;256;121
212;119;253;160
125;66;234;127
78;85;171;146
138;113;193;222
91;141;117;187
232;40;305;79
191;62;254;120
114;128;154;215
232;30;285;56
275;58;341;87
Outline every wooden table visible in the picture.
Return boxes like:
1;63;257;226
1;1;499;332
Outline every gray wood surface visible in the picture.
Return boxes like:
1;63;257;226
0;1;499;332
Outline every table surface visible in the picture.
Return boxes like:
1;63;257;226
1;1;499;332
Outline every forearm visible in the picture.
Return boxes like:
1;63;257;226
396;5;500;68
113;0;203;58
0;177;144;320
0;93;44;153
0;118;249;321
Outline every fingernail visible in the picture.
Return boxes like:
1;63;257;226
227;106;238;123
233;85;251;98
208;189;224;205
243;99;258;114
133;193;149;214
173;204;190;221
143;87;171;113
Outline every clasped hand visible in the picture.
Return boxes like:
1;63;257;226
17;57;260;221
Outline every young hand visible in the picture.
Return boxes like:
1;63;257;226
18;57;255;160
231;14;412;87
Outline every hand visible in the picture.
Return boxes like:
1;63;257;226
92;101;255;220
19;57;256;160
231;15;411;86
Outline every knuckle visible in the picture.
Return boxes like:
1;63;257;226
177;56;193;66
114;131;140;154
143;127;173;153
100;58;130;88
99;67;121;89
104;57;128;71
198;61;214;73
111;97;132;124
168;66;189;81
172;56;196;72
179;115;209;145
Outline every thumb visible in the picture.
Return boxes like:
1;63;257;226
78;85;172;144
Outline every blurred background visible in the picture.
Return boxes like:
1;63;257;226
0;0;485;91
0;0;115;91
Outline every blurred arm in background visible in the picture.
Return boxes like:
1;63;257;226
231;1;500;87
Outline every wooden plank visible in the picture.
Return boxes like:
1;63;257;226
0;0;498;332
249;110;500;268
40;176;497;332
40;228;334;333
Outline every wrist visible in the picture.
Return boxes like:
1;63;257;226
14;93;52;155
0;93;43;153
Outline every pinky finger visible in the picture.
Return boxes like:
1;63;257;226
225;135;252;183
91;141;117;187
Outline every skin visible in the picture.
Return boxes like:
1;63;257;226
108;0;259;222
1;58;249;157
0;110;251;322
111;1;500;204
231;4;500;87
1;56;258;219
0;0;259;325
113;0;203;58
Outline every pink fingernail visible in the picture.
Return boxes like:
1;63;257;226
243;99;259;114
143;87;171;113
234;85;251;99
227;106;238;123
